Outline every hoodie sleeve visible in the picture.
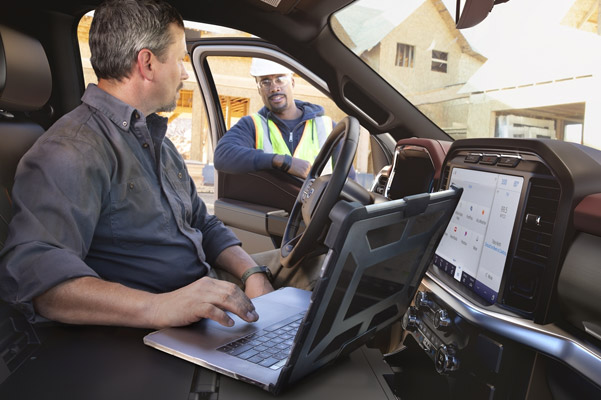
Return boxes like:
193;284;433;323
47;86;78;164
213;116;275;173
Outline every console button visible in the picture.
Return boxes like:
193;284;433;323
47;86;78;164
435;344;460;374
402;306;419;331
415;291;434;310
498;155;521;167
480;154;499;165
465;153;482;163
433;309;452;329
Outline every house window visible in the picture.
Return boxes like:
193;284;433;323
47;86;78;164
431;50;448;73
396;43;415;68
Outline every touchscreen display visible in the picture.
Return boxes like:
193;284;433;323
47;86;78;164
433;168;524;303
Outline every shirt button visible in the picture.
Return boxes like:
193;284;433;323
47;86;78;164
134;112;140;119
143;143;149;148
122;121;128;127
129;183;135;189
178;172;183;179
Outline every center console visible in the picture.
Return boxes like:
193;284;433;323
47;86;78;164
390;138;601;398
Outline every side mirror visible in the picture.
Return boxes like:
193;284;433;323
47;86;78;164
455;0;508;29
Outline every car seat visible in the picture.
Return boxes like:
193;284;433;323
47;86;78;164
0;24;52;247
0;23;52;384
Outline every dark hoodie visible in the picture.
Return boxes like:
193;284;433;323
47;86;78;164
214;100;328;174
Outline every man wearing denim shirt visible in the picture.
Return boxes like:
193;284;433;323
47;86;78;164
0;0;272;329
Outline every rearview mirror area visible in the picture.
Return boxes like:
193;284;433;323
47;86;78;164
455;0;508;29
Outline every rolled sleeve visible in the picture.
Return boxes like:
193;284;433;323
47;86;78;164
1;245;99;323
199;214;241;266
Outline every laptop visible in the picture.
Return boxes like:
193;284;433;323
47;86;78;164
144;187;461;395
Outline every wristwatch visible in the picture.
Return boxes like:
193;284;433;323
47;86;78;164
241;265;273;287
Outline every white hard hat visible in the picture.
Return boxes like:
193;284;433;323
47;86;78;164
249;58;293;77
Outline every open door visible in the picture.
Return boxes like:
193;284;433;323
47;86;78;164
188;38;344;252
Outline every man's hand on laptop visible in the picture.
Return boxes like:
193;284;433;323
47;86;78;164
150;276;260;328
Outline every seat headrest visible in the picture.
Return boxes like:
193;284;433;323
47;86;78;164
0;24;52;112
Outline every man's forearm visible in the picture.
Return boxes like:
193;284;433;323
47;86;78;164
33;276;156;328
214;245;259;279
33;273;262;329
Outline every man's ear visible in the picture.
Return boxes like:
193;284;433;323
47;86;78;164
137;49;154;80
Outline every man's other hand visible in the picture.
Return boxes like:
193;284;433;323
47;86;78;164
288;157;311;179
272;154;311;179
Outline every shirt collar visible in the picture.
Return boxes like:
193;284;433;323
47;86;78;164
81;83;153;131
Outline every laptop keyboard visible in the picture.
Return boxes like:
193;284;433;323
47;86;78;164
217;312;305;370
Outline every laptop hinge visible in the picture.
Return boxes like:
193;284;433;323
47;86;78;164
189;367;220;400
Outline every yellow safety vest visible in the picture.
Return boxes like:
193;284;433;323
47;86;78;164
251;114;333;164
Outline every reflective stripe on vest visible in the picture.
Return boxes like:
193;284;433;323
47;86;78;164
252;113;333;164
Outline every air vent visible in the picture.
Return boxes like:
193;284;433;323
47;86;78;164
516;178;560;264
505;177;560;314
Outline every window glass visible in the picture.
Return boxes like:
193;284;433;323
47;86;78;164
431;50;448;73
78;16;375;194
205;56;348;126
203;56;374;181
332;0;598;148
396;43;415;68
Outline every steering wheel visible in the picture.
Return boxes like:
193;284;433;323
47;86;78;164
280;115;360;269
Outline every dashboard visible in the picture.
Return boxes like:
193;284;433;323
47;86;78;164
375;137;601;398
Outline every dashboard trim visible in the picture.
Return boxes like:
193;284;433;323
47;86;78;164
423;272;601;386
574;193;601;236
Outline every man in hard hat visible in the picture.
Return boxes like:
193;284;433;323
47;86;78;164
214;58;344;179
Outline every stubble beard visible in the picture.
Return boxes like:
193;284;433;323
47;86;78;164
157;83;183;113
267;94;288;114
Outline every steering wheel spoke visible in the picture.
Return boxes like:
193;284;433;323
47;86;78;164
280;116;360;269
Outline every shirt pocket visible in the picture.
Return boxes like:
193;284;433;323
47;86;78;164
109;177;170;248
166;167;193;221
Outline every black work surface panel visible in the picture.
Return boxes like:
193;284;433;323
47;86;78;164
0;324;195;400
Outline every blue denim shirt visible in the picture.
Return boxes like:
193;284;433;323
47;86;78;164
0;84;240;322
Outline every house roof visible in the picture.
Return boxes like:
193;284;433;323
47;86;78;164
333;0;485;62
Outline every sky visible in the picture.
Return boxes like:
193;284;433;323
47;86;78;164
355;0;579;58
456;0;577;56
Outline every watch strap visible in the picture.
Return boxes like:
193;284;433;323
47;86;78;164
279;154;292;172
240;265;273;286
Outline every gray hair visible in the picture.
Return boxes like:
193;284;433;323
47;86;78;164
89;0;184;81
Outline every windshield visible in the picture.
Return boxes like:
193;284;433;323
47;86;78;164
333;0;600;149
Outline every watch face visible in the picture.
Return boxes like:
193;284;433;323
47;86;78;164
262;266;273;281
